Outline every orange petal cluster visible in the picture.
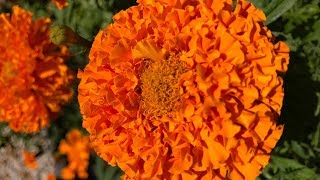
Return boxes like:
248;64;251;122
51;0;69;10
0;6;74;133
22;150;38;169
58;129;90;180
78;0;289;179
47;173;56;180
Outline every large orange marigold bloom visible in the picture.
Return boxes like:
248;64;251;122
78;0;289;179
0;6;74;133
58;129;90;180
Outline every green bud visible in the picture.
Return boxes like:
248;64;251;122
50;25;91;48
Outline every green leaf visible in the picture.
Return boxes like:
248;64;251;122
247;0;270;11
291;141;309;159
94;156;123;180
311;122;320;147
306;19;320;42
283;3;320;27
261;156;318;179
264;0;298;25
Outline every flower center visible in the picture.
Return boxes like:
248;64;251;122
140;55;186;118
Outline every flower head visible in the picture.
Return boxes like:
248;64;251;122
47;173;56;180
78;0;289;179
22;150;38;170
51;0;69;10
58;129;90;179
0;6;74;133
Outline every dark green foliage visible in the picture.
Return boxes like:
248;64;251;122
93;155;124;180
259;0;320;179
260;156;318;180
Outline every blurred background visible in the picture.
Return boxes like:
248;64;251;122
0;0;319;179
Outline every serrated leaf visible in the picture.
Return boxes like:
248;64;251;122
306;19;320;42
262;156;318;179
272;167;317;180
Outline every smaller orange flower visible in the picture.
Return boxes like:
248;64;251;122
47;173;56;180
51;0;69;10
22;150;38;169
58;129;90;179
0;6;74;133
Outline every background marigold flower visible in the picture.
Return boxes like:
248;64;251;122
47;173;56;180
78;0;290;179
58;129;90;180
51;0;69;10
0;6;74;133
23;150;38;170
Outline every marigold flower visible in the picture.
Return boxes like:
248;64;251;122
22;150;38;170
58;129;90;180
0;6;74;133
47;173;56;180
51;0;69;10
78;0;290;179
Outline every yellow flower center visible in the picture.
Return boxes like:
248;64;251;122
140;55;186;118
132;40;187;118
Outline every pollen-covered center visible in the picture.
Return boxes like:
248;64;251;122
140;56;186;118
